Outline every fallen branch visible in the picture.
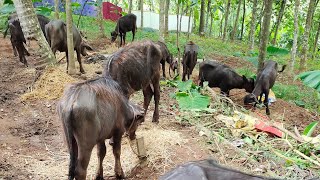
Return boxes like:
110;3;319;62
272;125;304;143
293;149;320;167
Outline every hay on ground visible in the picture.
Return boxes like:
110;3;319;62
21;67;77;101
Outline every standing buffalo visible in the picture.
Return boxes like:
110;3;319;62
244;60;286;115
111;14;137;47
199;60;255;96
103;40;162;123
4;14;50;66
155;41;176;78
45;20;93;74
182;41;199;81
57;76;145;179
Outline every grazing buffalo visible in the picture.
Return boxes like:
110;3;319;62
199;60;255;96
244;60;286;115
111;13;137;47
57;76;145;180
4;14;50;66
103;40;162;123
182;41;199;81
155;41;176;78
45;20;93;74
160;159;278;180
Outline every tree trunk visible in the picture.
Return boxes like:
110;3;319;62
176;2;181;76
205;0;211;34
258;1;265;43
140;0;143;28
97;0;105;38
271;0;286;45
257;0;272;72
187;8;192;39
12;0;55;70
249;0;258;49
240;0;245;40
128;0;133;13
54;0;59;19
199;0;205;36
290;0;300;73
219;14;224;38
164;0;170;36
210;11;213;36
231;0;242;41
66;0;76;75
159;0;165;41
312;21;320;59
222;0;231;40
299;0;316;71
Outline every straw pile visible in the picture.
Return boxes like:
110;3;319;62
136;123;186;172
21;67;77;100
21;61;103;101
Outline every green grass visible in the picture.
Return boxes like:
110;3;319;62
272;83;320;112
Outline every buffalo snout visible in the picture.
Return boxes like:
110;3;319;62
244;93;259;105
111;31;118;42
127;104;145;140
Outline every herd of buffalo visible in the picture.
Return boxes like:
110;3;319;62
4;13;288;179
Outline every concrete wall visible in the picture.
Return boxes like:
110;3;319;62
132;10;192;33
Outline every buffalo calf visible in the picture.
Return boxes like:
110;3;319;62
156;41;176;78
244;60;286;115
104;40;162;123
45;20;93;74
111;14;137;47
4;14;50;66
199;60;254;96
57;76;144;180
182;41;199;81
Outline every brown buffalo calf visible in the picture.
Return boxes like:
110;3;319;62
104;40;162;123
182;41;199;81
57;76;144;180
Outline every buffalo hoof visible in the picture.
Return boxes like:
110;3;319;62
152;118;159;124
115;172;125;180
266;111;270;116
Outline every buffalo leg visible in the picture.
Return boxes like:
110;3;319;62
123;33;126;46
119;33;123;47
23;44;30;56
258;93;263;104
16;43;28;67
142;85;154;122
112;132;125;179
264;91;270;115
182;62;187;81
10;37;17;56
95;141;106;180
162;62;166;78
76;50;85;74
152;74;160;123
75;144;94;180
132;29;135;41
